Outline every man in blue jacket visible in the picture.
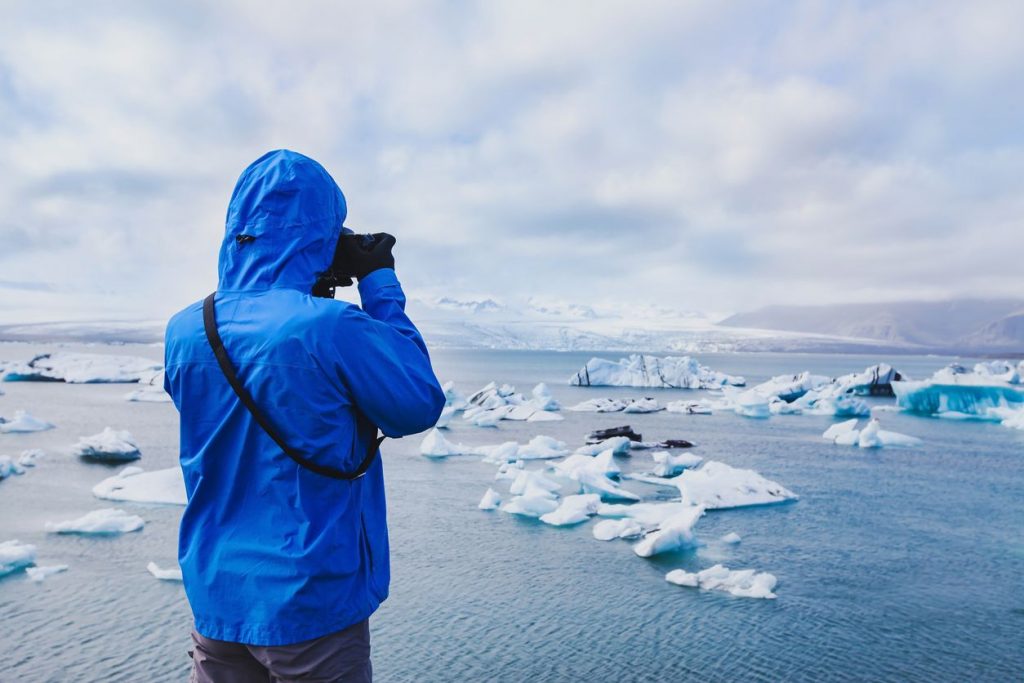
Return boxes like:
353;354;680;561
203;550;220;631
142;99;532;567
164;150;445;682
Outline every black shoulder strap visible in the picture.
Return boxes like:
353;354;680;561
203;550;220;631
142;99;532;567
202;292;384;481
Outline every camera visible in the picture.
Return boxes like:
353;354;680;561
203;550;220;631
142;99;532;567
312;232;382;299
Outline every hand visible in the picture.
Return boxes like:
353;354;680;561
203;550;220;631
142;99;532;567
335;232;396;280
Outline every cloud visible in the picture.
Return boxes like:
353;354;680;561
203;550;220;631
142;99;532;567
0;0;1022;323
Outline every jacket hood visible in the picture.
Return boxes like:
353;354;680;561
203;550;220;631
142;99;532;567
218;150;347;292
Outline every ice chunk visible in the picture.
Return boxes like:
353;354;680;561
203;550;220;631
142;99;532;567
18;449;43;467
540;493;601;526
665;401;713;415
27;565;69;582
501;477;560;517
476;441;521;464
527;411;563;422
567;398;626;413
575;469;640;502
622;398;663;413
516;435;569;460
92;466;186;506
0;410;55;433
725;389;771;419
570;355;745;389
2;352;162;383
990;406;1024;430
752;371;831;402
592;518;644;541
574;436;632;456
0;456;25;479
419;428;474;458
468;405;512;427
442;381;469;411
651;450;703;477
631;461;797;509
551;451;621;480
633;505;705;557
893;380;1024;417
596;501;691;527
494;460;525;480
72;428;141;462
822;419;860;442
478;488;502;510
124;370;172;402
434;406;456;428
509;469;562;497
45;508;144;535
665;564;777;598
0;540;36;576
530;383;560;411
720;532;742;544
856;418;921;448
147;561;183;581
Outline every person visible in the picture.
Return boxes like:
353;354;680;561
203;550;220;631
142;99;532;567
164;149;445;682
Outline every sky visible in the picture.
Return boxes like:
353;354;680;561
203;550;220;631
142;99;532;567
1;0;1022;323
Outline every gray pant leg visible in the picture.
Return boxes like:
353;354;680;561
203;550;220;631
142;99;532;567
190;630;271;683
248;619;372;683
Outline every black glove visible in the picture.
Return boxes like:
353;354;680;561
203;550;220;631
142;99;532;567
335;232;396;281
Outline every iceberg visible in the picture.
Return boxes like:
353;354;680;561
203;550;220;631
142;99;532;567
622;398;663;413
821;418;922;448
0;456;25;480
651;450;703;477
665;564;777;599
72;428;142;462
526;411;563;422
478;488;502;510
442;381;469;411
124;370;172;403
551;450;621;480
720;532;742;545
516;435;570;460
629;461;797;509
0;410;55;433
596;501;691;527
570;355;745;389
419;428;474;458
2;352;162;383
539;493;601;526
567;398;626;413
751;371;831;402
460;381;561;424
26;565;69;583
18;449;43;467
990;406;1024;431
0;540;36;577
665;400;713;415
434;406;456;428
574;436;632;456
45;508;144;535
509;469;562;497
575;469;640;502
92;466;186;505
892;366;1024;418
501;494;559;518
592;517;644;541
632;505;705;557
147;561;183;581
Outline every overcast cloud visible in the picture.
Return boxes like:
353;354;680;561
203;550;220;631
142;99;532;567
1;0;1022;323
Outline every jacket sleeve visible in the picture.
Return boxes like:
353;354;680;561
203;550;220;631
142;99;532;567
328;268;445;437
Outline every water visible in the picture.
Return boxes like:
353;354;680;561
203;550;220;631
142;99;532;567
1;344;1022;682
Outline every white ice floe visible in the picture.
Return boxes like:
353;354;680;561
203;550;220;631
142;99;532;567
574;436;633;456
539;493;601;526
0;410;56;434
989;406;1024;431
478;488;502;510
551;450;621;480
434;406;456;428
0;540;36;576
92;466;187;506
651;450;703;477
567;398;626;413
460;381;561;425
633;505;705;557
442;381;469;411
27;565;69;582
821;418;922;448
494;461;524;480
592;517;644;541
18;449;43;467
526;411;564;422
124;370;172;403
751;371;832;403
501;471;561;518
570;355;745;389
0;456;25;479
596;501;691;527
517;435;569;460
720;532;742;544
665;564;777;599
45;508;144;535
72;428;141;462
574;469;640;502
622;398;663;413
665;401;713;415
478;441;521;464
629;461;797;509
147;561;183;581
419;428;474;458
2;352;162;383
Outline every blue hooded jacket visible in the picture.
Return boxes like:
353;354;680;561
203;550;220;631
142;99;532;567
164;150;445;646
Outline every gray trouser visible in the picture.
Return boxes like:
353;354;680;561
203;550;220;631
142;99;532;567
189;619;371;683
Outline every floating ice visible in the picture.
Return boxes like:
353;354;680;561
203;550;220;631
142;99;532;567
751;371;831;402
633;505;705;557
821;418;921;448
18;449;43;467
530;383;560;411
629;461;797;509
0;410;55;434
147;561;183;581
478;488;502;510
990;406;1024;431
509;469;562;497
27;565;69;582
665;564;777;598
720;532;742;544
651;450;703;477
45;508;144;535
0;540;36;576
567;398;626;413
570;355;745;389
596;501;691;527
419;428;474;458
575;469;640;502
892;363;1024;419
434;406;456;428
551;450;621;480
592;517;644;541
0;456;25;479
2;352;162;383
526;411;563;422
540;493;601;526
517;435;570;460
124;370;172;403
72;428;141;462
442;381;469;411
460;381;561;424
501;494;559;517
574;436;632;456
477;441;521;464
665;401;713;415
622;398;663;413
494;460;524;480
92;466;187;506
